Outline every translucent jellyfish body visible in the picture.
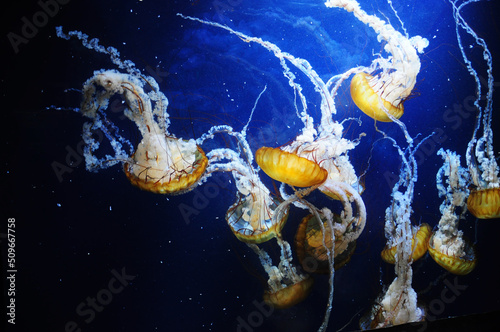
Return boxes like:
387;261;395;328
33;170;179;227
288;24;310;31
80;70;207;194
263;276;314;309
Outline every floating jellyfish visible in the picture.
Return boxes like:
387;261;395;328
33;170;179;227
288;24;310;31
381;223;431;264
57;28;208;195
255;147;328;188
83;70;208;194
363;144;425;328
248;237;314;309
428;149;476;275
449;0;500;218
361;93;427;328
203;132;289;244
326;0;429;122
185;86;290;244
212;145;332;312
295;212;356;272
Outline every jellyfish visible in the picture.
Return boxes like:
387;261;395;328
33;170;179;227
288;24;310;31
255;147;328;188
295;212;356;272
381;223;431;264
207;144;288;244
325;0;429;122
57;28;208;195
361;98;427;328
449;0;500;218
248;238;314;309
363;148;425;328
427;149;476;275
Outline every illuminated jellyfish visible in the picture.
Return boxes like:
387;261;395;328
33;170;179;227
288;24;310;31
428;149;476;275
363;152;425;328
207;140;313;308
361;104;427;328
248;237;314;310
381;223;431;264
449;0;500;219
57;28;208;194
295;212;356;272
213;151;313;308
325;0;429;122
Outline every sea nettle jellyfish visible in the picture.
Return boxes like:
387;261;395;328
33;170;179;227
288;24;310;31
428;149;476;275
448;0;499;219
56;28;208;195
326;0;429;122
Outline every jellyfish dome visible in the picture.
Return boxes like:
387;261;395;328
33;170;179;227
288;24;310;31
467;188;500;219
255;147;328;188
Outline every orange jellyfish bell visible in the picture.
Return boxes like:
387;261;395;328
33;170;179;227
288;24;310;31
427;233;477;275
381;223;431;264
295;213;356;272
467;188;500;219
263;276;314;309
124;136;208;194
226;194;288;244
350;72;405;122
255;147;327;187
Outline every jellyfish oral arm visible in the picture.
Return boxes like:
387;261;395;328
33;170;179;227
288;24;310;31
325;0;428;103
319;180;366;243
326;0;428;123
451;0;499;190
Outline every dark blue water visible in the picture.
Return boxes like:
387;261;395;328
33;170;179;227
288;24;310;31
2;0;500;331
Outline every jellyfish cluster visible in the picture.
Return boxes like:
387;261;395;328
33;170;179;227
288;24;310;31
56;0;497;330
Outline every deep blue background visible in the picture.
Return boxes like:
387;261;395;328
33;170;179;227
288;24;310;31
2;0;500;331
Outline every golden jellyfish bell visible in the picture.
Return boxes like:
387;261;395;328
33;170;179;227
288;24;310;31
295;214;356;272
381;223;431;264
255;147;327;187
226;195;288;244
467;188;500;219
427;233;477;275
124;136;208;194
263;276;314;309
350;72;405;122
